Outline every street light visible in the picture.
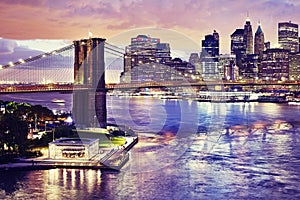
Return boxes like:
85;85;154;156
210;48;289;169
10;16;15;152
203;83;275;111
45;121;48;132
52;128;55;142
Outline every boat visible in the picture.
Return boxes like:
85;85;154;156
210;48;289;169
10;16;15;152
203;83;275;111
257;95;286;103
51;98;65;103
160;95;182;100
196;91;258;103
288;101;300;105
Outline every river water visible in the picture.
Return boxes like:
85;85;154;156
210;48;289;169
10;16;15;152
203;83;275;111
1;92;300;199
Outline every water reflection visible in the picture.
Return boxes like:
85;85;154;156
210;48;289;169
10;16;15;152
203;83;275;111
1;94;300;199
0;169;105;199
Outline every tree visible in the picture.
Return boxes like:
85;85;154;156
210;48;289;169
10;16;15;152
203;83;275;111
0;113;28;154
28;105;53;121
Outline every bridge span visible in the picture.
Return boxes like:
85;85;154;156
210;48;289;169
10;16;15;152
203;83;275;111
1;80;300;94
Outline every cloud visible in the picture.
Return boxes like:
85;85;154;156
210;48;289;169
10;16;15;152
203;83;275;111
0;0;299;53
0;39;44;65
0;0;46;7
0;39;17;55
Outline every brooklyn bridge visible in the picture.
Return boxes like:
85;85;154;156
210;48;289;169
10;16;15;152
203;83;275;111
0;37;299;93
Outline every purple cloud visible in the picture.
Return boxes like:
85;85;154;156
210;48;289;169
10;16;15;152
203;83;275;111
0;39;17;55
0;0;299;53
0;39;43;65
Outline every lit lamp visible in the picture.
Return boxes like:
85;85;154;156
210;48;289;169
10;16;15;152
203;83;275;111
65;116;73;124
45;121;48;132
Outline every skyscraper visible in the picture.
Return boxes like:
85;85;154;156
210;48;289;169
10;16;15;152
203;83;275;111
261;48;289;81
121;35;171;83
254;23;265;58
278;21;299;53
218;54;236;80
244;19;253;54
200;30;220;80
231;28;246;75
127;35;171;66
289;53;300;80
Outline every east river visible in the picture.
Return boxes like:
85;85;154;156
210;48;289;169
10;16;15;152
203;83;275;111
1;92;300;199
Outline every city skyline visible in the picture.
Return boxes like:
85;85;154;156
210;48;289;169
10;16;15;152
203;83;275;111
0;0;300;57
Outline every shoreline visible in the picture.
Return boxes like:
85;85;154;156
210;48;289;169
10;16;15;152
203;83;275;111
0;136;138;172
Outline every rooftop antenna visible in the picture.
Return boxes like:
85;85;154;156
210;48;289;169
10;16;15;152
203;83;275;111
88;31;93;38
246;11;250;21
88;25;93;38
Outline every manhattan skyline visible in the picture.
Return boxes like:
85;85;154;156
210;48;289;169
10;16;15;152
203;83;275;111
0;0;300;57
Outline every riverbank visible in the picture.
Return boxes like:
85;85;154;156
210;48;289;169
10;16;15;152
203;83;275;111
0;136;138;171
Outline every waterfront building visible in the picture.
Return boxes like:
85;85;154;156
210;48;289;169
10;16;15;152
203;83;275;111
278;21;299;53
200;30;220;80
48;138;99;160
120;34;200;83
242;54;259;80
121;35;171;83
130;62;171;83
261;48;289;81
218;54;236;80
254;23;265;59
289;53;300;80
163;57;196;82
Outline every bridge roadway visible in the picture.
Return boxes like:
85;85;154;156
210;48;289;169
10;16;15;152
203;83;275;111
0;81;300;93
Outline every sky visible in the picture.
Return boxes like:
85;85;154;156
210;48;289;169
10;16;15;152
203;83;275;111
0;0;300;82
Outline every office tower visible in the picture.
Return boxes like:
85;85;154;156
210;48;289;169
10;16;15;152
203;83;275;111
254;23;265;58
231;28;246;76
200;30;220;80
73;38;107;128
278;21;299;53
242;54;259;80
218;54;236;80
122;35;171;83
261;48;289;81
289;53;300;80
128;35;171;66
244;19;253;54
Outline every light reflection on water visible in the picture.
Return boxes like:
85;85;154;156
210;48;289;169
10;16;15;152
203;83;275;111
1;94;300;199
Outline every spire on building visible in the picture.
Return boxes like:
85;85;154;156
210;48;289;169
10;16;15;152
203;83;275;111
88;31;93;38
256;24;263;35
246;11;250;22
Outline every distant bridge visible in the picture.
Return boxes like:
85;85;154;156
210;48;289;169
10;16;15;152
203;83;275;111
1;80;300;94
